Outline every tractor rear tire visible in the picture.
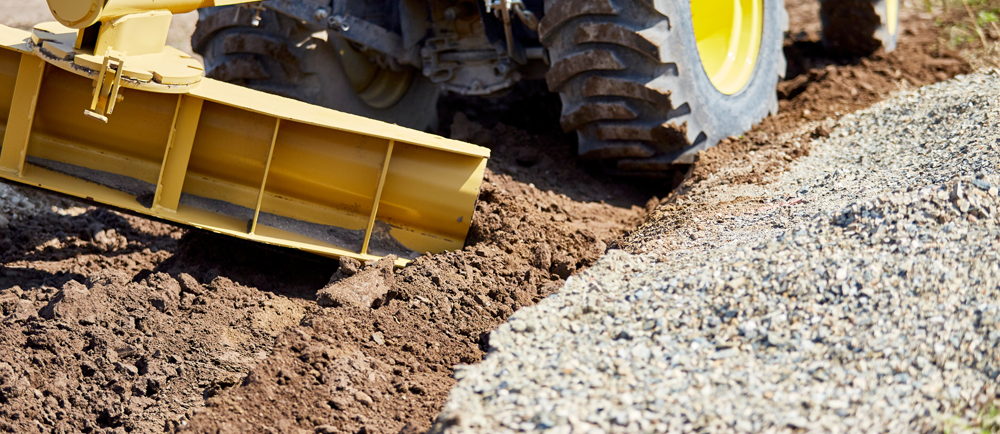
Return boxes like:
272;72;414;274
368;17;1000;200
539;0;788;176
820;0;899;56
191;6;439;131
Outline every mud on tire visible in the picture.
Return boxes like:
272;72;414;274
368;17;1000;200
539;0;788;177
820;0;899;56
192;6;439;131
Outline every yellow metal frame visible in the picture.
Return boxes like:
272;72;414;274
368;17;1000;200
0;25;489;267
48;0;253;29
690;0;763;95
32;20;204;95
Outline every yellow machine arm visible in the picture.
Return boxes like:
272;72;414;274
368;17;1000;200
46;0;254;29
0;1;489;267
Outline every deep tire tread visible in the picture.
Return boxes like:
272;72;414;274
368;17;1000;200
560;101;637;132
541;0;692;174
541;0;786;176
572;23;661;61
194;9;312;98
193;5;439;132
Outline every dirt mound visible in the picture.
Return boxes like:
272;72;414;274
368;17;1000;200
0;110;646;434
178;167;646;433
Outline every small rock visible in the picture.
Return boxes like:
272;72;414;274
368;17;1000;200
533;244;552;271
811;125;831;139
338;257;361;276
711;348;739;359
354;391;373;406
726;277;746;289
786;416;810;429
176;273;204;295
317;255;396;309
314;425;339;434
767;333;787;347
115;362;139;376
511;320;527;333
38;280;96;324
921;381;943;397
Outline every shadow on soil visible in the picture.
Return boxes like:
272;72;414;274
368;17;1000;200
0;205;336;300
437;80;675;209
147;231;337;300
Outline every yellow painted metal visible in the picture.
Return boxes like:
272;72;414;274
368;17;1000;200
94;11;173;57
333;38;414;110
0;24;490;266
887;0;898;36
362;140;394;255
153;94;203;212
0;53;45;176
33;0;259;106
48;0;257;29
691;0;763;95
83;49;126;122
250;118;281;235
32;21;204;95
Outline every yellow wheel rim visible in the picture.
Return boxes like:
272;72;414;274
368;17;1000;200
691;0;764;95
332;37;413;109
887;0;898;35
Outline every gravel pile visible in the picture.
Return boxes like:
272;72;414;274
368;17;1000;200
432;71;1000;433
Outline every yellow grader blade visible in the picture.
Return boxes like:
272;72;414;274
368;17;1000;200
0;7;489;267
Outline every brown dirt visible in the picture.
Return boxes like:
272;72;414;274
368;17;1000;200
175;165;646;433
0;208;330;432
0;1;985;433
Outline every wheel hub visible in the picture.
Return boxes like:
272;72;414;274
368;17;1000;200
691;0;764;95
333;38;413;110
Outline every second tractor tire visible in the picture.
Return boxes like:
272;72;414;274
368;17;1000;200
191;6;440;132
820;0;899;56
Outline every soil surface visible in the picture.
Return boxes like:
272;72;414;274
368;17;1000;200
0;0;977;433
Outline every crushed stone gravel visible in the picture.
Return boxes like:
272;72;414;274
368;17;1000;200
0;182;69;228
431;71;1000;433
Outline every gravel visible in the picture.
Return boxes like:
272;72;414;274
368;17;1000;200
0;182;69;228
432;71;1000;433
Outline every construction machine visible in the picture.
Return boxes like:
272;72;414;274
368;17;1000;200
0;0;897;265
192;0;898;176
0;0;491;266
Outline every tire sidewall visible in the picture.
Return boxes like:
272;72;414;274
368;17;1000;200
195;7;440;132
660;0;784;149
